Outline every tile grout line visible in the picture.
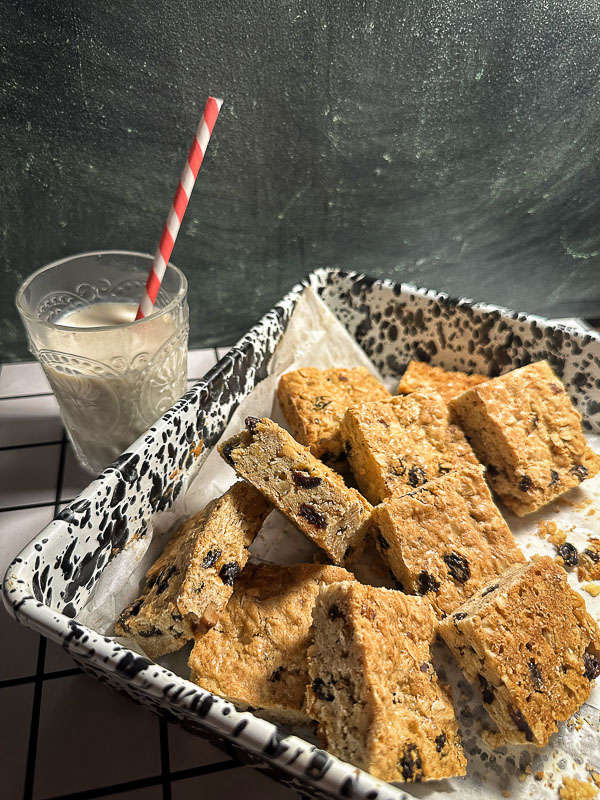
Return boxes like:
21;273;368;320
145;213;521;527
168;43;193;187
0;345;224;400
0;346;224;401
158;718;171;800
0;391;54;401
22;429;68;800
0;440;63;453
22;637;46;800
53;430;68;518
2;348;216;369
0;667;83;689
41;760;241;800
0;498;77;515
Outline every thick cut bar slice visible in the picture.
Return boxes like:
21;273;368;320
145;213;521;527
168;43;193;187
449;360;600;516
397;360;488;404
218;417;372;564
115;482;271;658
372;466;525;617
189;563;353;725
277;366;390;462
439;556;600;747
341;389;479;504
306;581;466;782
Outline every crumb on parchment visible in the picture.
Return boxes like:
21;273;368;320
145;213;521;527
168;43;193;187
560;776;598;800
537;519;567;546
537;522;600;581
567;714;585;731
583;583;600;597
518;764;532;782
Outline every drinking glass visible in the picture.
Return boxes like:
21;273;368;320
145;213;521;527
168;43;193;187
16;251;189;473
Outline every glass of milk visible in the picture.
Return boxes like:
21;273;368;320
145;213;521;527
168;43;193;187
16;251;189;473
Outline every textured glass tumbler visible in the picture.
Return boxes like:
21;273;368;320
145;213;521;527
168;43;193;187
16;251;189;473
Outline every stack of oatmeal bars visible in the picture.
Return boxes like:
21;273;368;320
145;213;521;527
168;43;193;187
115;360;600;784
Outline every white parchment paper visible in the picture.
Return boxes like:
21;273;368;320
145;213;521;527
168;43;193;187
78;287;600;798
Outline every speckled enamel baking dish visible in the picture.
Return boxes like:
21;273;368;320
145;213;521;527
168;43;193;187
4;268;600;800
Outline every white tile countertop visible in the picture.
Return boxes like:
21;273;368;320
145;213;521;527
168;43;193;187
0;349;301;800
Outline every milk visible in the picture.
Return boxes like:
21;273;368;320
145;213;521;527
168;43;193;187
40;301;188;473
61;302;139;327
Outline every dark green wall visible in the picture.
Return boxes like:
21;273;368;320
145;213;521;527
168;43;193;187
2;0;600;361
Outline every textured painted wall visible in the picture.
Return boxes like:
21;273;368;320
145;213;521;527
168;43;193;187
1;0;600;361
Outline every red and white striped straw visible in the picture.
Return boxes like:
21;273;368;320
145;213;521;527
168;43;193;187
135;96;223;320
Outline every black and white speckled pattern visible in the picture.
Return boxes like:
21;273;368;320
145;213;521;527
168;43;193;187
3;268;599;799
317;271;600;429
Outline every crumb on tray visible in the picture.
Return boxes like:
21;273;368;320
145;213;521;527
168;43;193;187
537;519;567;546
583;583;600;597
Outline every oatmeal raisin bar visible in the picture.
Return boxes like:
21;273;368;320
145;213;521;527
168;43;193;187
397;360;488;404
341;389;480;504
277;366;390;462
306;581;466;782
439;556;600;747
219;417;372;564
372;466;525;617
449;360;600;516
115;482;271;658
189;563;353;725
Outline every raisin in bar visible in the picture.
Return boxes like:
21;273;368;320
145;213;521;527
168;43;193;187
341;389;480;504
439;556;600;747
115;482;271;658
372;466;525;617
449;360;600;516
397;360;488;404
306;580;466;782
277;366;390;462
218;417;372;564
189;563;353;726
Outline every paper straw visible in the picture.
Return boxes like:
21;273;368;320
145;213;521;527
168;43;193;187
136;96;223;320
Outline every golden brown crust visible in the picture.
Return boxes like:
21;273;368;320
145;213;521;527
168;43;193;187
439;556;600;747
306;581;466;782
372;465;526;616
114;483;271;658
277;367;390;461
578;538;600;582
218;417;372;564
397;360;488;404
449;361;600;516
189;563;353;724
341;389;480;504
